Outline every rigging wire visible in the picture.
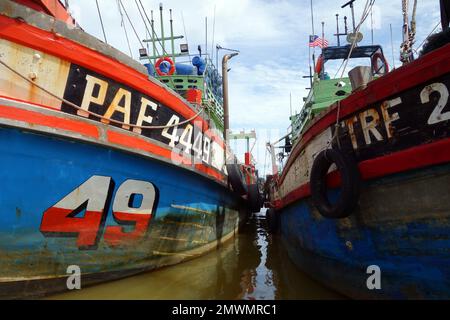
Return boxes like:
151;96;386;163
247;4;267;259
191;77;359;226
117;0;133;58
137;0;172;58
414;21;441;53
333;0;376;80
95;0;108;44
211;5;216;66
328;0;375;150
134;0;178;90
181;11;191;64
118;0;145;50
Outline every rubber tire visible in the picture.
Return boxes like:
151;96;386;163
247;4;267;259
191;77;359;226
226;163;248;196
248;184;262;213
310;149;360;219
266;208;279;234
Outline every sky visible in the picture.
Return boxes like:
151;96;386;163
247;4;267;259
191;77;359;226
68;0;441;174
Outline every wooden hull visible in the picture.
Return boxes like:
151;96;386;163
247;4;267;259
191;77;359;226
270;43;450;299
280;163;450;299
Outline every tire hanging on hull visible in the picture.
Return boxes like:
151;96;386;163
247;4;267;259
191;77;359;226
247;184;262;213
310;149;361;219
226;163;248;196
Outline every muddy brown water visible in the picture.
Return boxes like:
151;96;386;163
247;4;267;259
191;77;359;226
48;211;344;300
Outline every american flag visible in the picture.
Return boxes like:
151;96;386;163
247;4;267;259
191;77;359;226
309;35;329;48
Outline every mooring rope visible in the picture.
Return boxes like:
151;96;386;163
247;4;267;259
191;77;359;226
0;58;204;130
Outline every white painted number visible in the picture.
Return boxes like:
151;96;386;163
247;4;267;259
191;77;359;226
420;82;450;125
161;115;180;147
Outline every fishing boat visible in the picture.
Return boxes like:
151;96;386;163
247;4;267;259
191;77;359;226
0;0;261;299
265;0;450;299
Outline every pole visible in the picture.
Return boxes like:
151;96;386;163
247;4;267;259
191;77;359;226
159;3;165;55
310;0;316;69
151;11;156;63
321;21;325;49
370;5;374;45
336;14;341;46
222;53;239;142
169;9;175;63
205;17;208;60
390;23;396;70
350;3;356;32
290;93;293;117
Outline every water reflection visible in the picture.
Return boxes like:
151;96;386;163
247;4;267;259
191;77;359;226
48;211;343;300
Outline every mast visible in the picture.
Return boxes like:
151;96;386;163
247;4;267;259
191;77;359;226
310;0;316;67
151;11;156;64
222;53;239;142
159;3;165;55
169;9;175;63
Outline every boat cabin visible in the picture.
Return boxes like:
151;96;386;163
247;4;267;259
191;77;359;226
290;44;389;139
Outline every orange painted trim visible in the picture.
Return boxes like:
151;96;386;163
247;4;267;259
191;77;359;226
107;130;191;166
195;164;225;182
0;14;225;148
108;130;225;182
0;104;99;138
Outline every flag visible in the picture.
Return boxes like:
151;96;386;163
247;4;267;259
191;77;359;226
309;35;329;48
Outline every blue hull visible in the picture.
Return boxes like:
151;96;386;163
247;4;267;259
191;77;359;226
280;163;450;299
0;126;246;298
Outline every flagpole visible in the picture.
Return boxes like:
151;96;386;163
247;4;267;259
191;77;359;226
310;0;316;67
321;21;325;50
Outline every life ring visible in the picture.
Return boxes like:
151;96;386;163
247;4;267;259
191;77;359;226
310;149;361;219
247;184;262;213
315;55;324;74
371;52;389;75
155;57;175;76
226;163;248;196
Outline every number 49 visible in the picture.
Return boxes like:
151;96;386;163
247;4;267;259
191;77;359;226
40;176;157;249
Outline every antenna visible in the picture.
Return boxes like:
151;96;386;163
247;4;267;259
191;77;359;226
309;0;316;68
341;0;357;33
205;17;208;59
159;3;165;55
370;4;374;45
211;5;216;65
390;23;396;70
321;21;325;50
290;93;293;117
334;14;349;46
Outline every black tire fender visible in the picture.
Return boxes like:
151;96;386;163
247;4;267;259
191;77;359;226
310;149;361;219
247;184;262;213
226;163;248;196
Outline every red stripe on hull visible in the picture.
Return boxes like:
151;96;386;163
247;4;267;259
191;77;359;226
277;137;450;210
0;104;99;138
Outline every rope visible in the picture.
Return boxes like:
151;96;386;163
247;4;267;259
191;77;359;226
0;58;204;130
326;0;375;151
334;0;375;80
414;21;441;53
